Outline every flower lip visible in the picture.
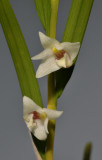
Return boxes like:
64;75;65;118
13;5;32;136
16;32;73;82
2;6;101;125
53;47;66;60
32;111;47;120
32;111;40;120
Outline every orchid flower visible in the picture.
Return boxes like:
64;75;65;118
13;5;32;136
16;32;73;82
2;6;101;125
32;32;80;78
23;96;63;140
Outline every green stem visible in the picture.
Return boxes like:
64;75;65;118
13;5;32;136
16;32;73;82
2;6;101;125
46;0;59;160
47;0;59;105
49;0;59;38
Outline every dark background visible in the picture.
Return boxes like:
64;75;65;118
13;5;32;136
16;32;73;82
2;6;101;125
0;0;102;159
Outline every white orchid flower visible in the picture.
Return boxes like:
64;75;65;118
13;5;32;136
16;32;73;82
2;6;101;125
23;96;63;141
32;32;80;78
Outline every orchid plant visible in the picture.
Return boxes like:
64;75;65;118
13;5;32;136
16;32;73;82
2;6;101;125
0;0;94;160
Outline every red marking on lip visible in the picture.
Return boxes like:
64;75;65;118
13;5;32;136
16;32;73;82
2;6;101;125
32;111;40;120
55;50;66;60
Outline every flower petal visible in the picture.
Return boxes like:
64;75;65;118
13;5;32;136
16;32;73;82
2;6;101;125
60;42;80;62
31;48;53;60
39;32;59;49
33;119;47;140
36;56;60;78
44;118;49;134
55;53;72;68
23;96;41;116
43;108;63;120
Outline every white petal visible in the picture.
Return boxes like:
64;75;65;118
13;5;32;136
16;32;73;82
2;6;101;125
23;96;41;116
43;108;63;120
31;48;53;60
56;53;72;68
44;118;49;134
33;119;47;140
36;56;60;78
60;42;80;62
39;32;59;49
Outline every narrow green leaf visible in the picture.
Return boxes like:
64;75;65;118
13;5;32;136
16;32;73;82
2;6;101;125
43;0;51;35
56;0;94;98
34;0;51;35
63;0;94;43
34;0;46;29
0;0;43;106
83;143;92;160
0;0;46;159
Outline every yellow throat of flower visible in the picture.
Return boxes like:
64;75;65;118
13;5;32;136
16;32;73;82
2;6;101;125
40;112;47;119
52;47;58;53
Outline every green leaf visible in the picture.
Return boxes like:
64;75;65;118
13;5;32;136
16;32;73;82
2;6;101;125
0;0;46;159
34;0;51;35
0;0;43;106
63;0;94;43
43;0;51;35
56;0;94;98
34;0;46;29
83;143;92;160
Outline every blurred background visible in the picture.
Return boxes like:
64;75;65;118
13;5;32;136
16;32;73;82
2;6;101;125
0;0;102;159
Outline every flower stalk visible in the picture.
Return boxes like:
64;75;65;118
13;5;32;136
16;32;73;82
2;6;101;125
46;0;59;160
